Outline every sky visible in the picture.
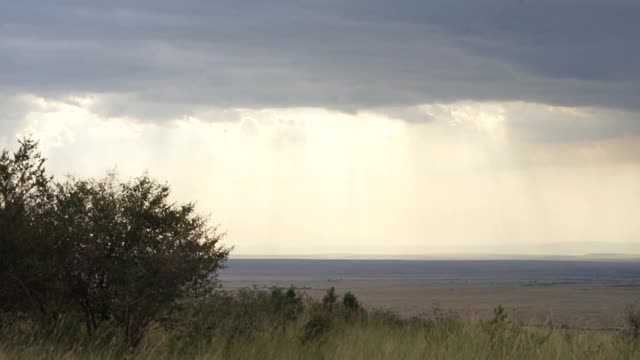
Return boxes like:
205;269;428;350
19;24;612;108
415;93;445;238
1;1;640;256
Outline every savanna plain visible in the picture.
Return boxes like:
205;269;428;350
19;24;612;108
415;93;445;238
7;259;640;360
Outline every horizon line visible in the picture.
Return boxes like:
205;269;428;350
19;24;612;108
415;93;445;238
227;253;640;261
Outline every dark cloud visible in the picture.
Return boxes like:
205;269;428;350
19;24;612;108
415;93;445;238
336;1;640;81
1;0;639;120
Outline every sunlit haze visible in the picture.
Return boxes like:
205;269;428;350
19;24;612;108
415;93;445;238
2;1;640;257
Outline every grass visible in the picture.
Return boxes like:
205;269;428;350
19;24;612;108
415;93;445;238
1;288;639;359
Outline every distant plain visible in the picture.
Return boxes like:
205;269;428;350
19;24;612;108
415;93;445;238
220;259;640;329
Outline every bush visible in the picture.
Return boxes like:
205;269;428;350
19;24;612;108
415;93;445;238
322;287;337;310
300;311;332;345
489;304;509;327
271;286;304;321
342;291;360;312
625;304;640;340
484;305;512;350
365;308;404;328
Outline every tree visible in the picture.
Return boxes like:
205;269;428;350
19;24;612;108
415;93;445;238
0;138;63;326
0;138;231;348
50;173;230;347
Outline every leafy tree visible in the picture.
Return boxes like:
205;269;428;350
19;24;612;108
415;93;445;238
0;138;63;327
0;138;231;348
50;174;230;347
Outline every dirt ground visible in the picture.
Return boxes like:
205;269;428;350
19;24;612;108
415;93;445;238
220;259;640;329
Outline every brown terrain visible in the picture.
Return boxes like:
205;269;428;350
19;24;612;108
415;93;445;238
221;259;640;329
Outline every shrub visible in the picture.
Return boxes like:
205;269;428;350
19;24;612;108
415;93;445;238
365;308;404;328
625;304;640;340
300;311;332;345
342;291;360;312
322;287;337;310
489;304;509;327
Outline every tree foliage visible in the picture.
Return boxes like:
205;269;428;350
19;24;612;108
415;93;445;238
0;138;230;347
0;138;57;320
342;292;360;312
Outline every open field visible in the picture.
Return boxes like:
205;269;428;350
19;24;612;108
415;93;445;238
3;318;638;359
221;259;640;329
4;259;640;359
3;285;640;359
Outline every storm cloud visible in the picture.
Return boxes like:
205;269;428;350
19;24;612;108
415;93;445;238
2;0;639;115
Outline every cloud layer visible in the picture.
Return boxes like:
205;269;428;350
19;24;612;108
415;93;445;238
2;0;639;117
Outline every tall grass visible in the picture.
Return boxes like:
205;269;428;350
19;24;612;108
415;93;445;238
1;288;639;359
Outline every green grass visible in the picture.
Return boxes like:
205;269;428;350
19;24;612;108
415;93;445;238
1;289;639;359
